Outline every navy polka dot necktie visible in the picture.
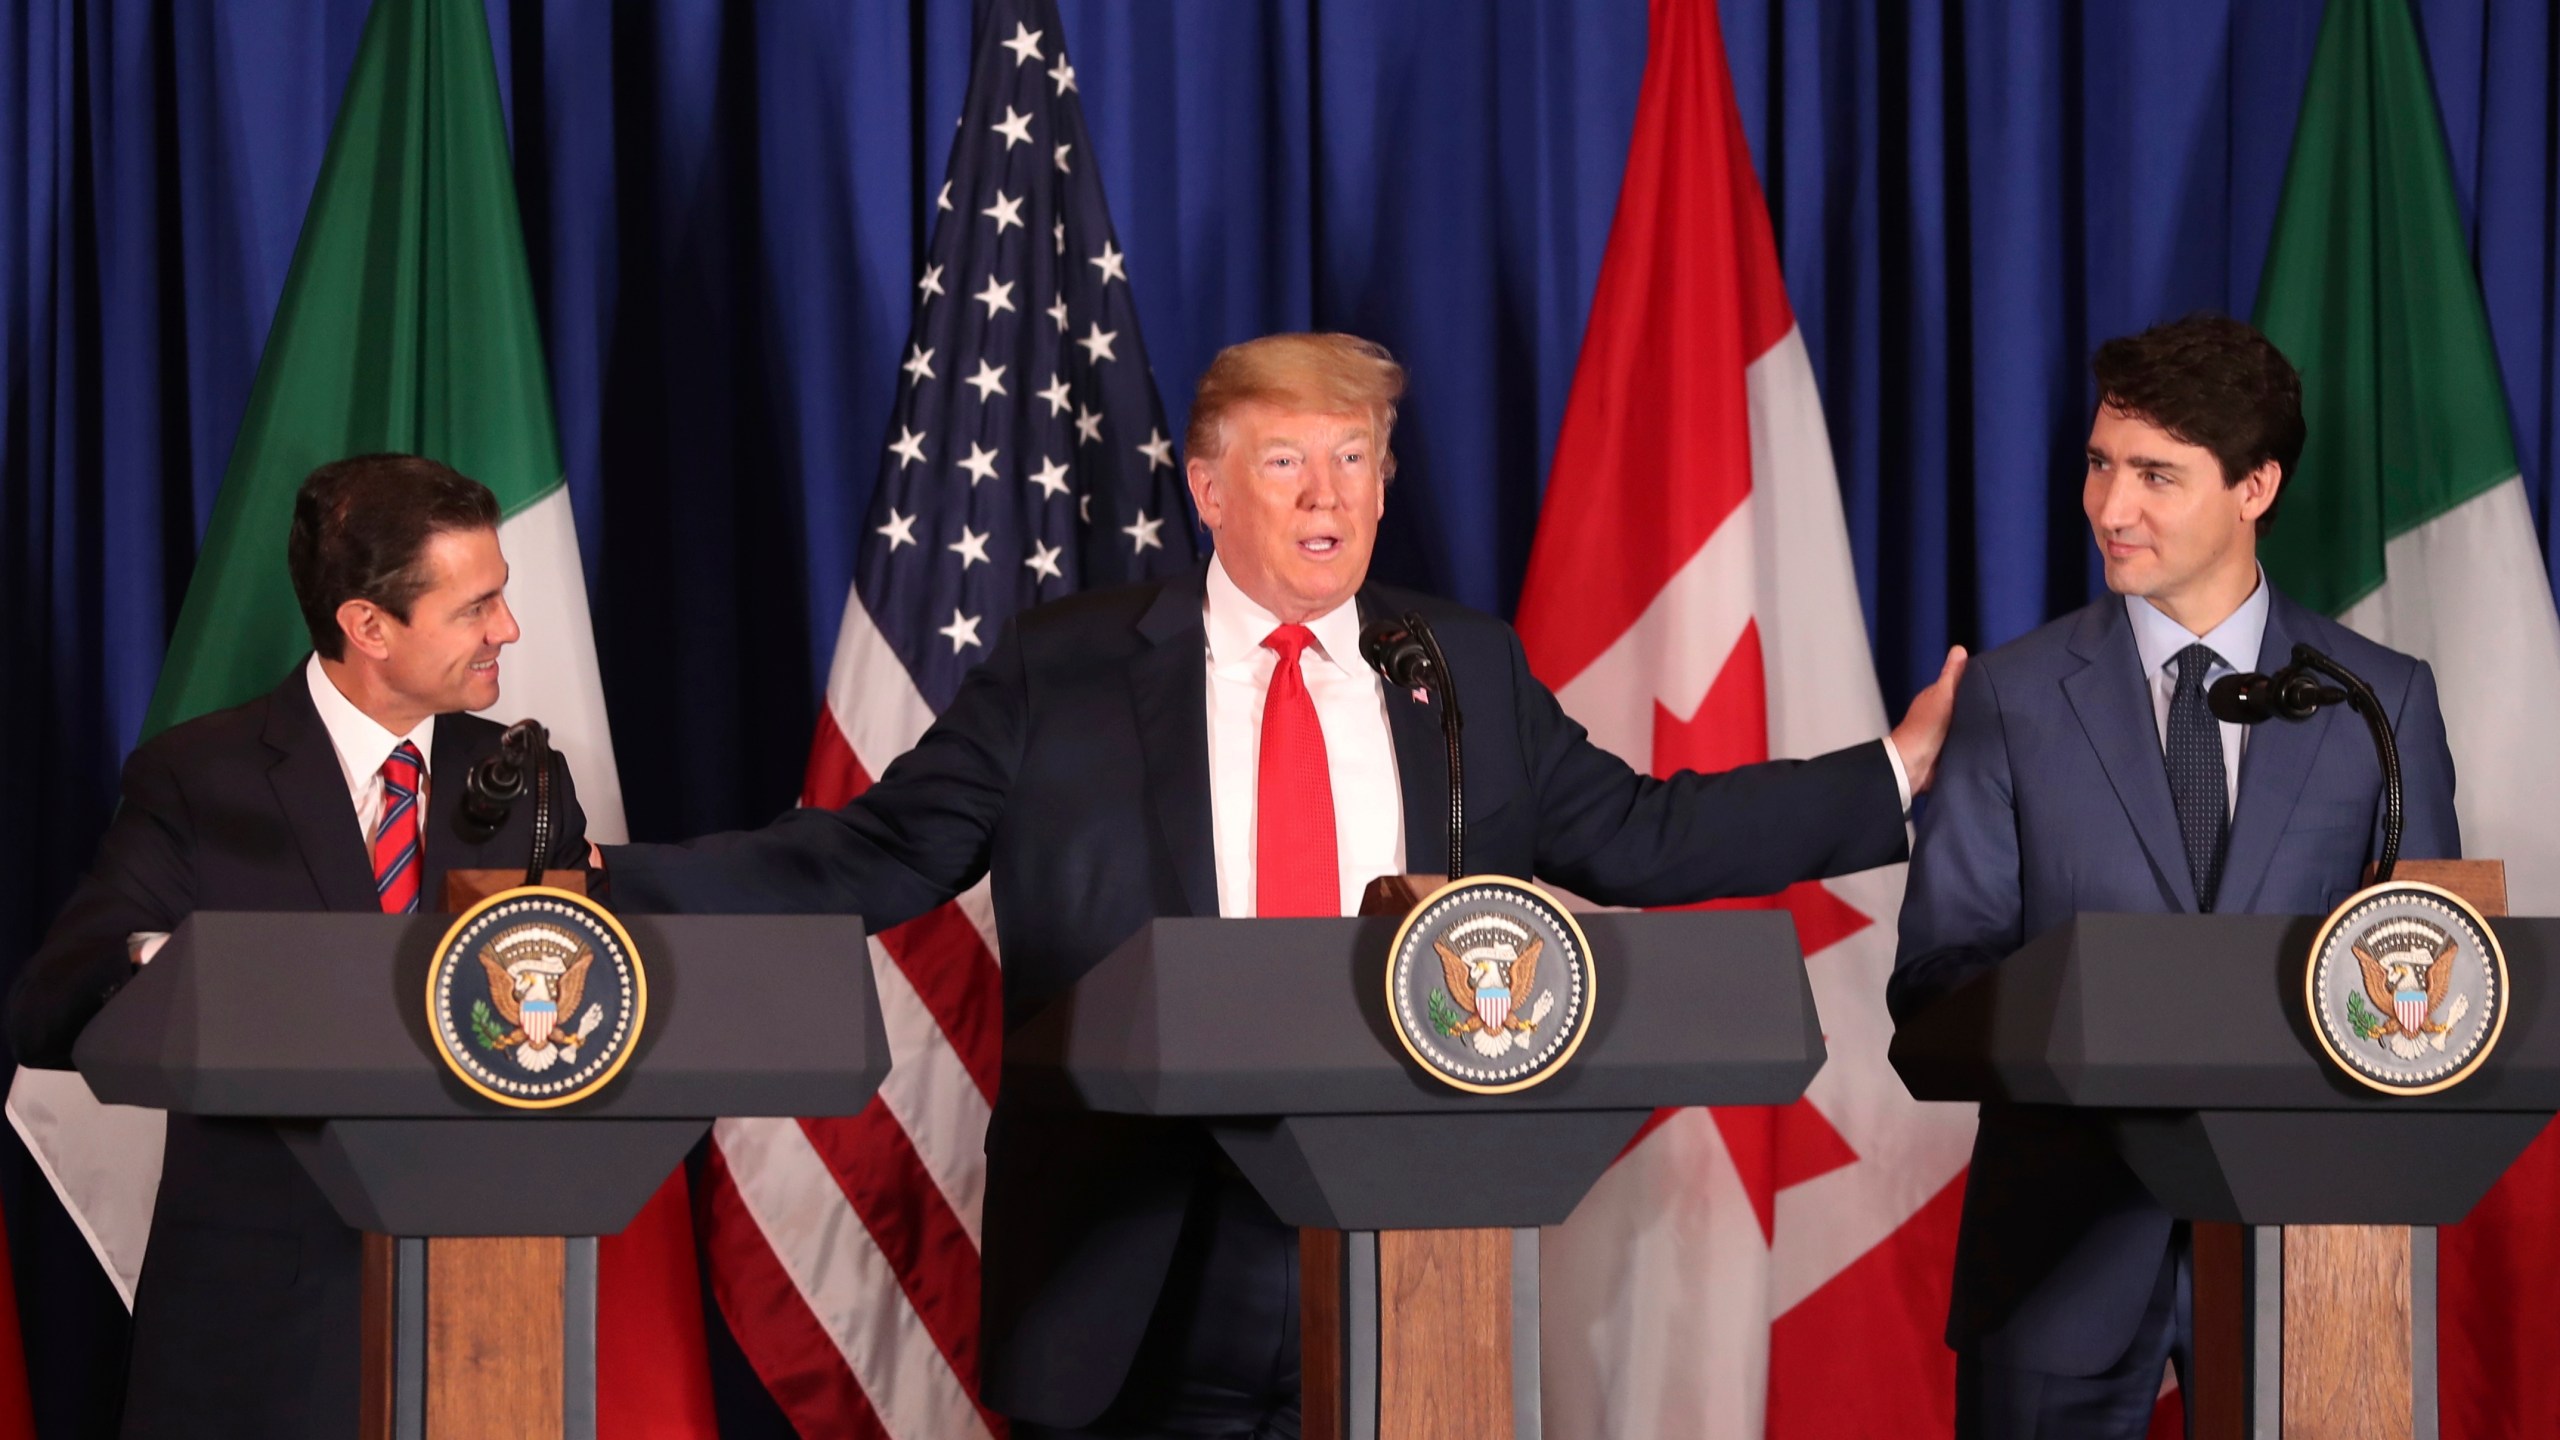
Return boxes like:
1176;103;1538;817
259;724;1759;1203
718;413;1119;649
2167;643;2229;912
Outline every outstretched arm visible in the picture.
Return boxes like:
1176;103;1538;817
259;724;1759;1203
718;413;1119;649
602;622;1029;930
1887;660;2024;1027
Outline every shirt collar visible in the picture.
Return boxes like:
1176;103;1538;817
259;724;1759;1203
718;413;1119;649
2124;565;2272;681
1203;553;1367;676
304;652;437;781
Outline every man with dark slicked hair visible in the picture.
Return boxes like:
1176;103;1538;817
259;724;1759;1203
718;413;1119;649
10;454;592;1440
1892;314;2460;1439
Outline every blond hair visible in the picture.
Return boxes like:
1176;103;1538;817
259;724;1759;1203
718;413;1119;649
1183;333;1406;480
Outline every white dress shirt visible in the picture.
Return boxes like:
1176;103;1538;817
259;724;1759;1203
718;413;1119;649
1202;556;1406;918
2124;571;2270;820
305;652;438;845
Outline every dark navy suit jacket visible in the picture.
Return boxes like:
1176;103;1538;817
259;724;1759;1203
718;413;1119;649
604;564;1911;1428
7;668;589;1439
1888;586;2458;1376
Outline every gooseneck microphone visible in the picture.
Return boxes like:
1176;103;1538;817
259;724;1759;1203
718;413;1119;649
455;718;557;885
1360;613;1466;880
2206;643;2403;882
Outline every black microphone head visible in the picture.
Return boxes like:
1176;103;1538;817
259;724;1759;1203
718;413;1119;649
1359;620;1435;691
2207;671;2277;725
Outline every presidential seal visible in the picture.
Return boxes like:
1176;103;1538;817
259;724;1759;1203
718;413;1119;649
427;886;647;1109
1386;876;1595;1095
2306;881;2507;1097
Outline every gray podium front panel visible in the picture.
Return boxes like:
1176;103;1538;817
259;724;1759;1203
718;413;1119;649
75;911;886;1119
1891;914;2560;1226
1892;914;2560;1111
1009;909;1821;1117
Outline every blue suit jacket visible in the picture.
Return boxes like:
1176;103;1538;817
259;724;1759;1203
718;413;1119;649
605;564;1910;1427
1889;586;2458;1375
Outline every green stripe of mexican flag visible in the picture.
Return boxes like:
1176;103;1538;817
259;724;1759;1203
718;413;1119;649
2256;0;2560;912
142;0;622;841
9;0;622;1309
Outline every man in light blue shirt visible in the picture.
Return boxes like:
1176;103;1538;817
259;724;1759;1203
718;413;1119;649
1891;315;2459;1439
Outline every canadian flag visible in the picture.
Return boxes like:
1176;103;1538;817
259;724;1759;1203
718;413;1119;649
1514;0;1977;1434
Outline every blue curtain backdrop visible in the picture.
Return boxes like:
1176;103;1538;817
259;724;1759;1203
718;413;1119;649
4;1;2558;1434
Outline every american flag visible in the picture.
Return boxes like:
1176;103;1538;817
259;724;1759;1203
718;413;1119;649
700;2;1198;1435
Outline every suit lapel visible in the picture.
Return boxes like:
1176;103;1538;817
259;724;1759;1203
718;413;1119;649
2061;601;2202;912
264;667;385;914
1130;571;1220;917
2218;593;2331;913
1362;591;1452;881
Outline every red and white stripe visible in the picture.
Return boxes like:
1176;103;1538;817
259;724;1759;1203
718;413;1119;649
1516;1;1974;1435
704;593;1004;1440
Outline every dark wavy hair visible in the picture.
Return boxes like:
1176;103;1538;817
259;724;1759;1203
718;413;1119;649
2092;313;2305;535
287;454;500;660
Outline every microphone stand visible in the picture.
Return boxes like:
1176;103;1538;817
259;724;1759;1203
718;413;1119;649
2287;643;2403;884
1403;611;1465;881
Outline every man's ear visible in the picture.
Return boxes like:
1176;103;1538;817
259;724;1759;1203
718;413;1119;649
1186;456;1220;530
2238;459;2282;525
335;598;393;662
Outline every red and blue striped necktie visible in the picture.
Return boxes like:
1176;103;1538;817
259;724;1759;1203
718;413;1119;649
372;740;425;914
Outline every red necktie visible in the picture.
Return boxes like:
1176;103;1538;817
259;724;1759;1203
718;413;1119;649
372;741;425;914
1256;624;1341;917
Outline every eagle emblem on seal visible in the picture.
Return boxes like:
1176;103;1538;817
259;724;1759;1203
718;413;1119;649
2347;917;2469;1060
1431;915;1557;1058
473;923;606;1073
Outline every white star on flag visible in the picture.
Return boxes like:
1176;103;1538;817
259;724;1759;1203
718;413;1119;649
1089;242;1127;285
1136;428;1173;470
982;190;1024;234
1053;218;1066;256
1001;21;1043;65
1055;143;1073;174
1074;405;1104;444
1025;540;1065;581
903;345;936;383
1049;55;1076;94
887;426;927;468
992;107;1034;150
1123;509;1165;554
1037;375;1072;416
875;508;917;550
975;275;1017;318
1028;456;1072;498
936;179;952;212
916;263;944;301
938;608;982;652
957;443;1001;486
964;359;1008;402
948;526;992;569
1047;295;1069;331
1078;323;1118;364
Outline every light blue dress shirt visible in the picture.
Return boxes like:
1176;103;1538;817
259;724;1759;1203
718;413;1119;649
2123;569;2271;820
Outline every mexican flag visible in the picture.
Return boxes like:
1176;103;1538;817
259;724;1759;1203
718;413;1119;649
2253;0;2560;1433
4;0;702;1432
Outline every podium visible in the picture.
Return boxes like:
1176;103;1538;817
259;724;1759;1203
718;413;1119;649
1891;901;2560;1439
72;908;886;1440
1008;906;1822;1440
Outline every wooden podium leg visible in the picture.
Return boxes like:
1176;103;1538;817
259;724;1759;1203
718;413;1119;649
361;1233;399;1440
2189;1221;2248;1440
1379;1229;1512;1439
427;1236;566;1440
2284;1226;2414;1440
1304;1229;1347;1440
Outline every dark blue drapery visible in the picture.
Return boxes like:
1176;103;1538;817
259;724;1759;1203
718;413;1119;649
6;2;2558;1434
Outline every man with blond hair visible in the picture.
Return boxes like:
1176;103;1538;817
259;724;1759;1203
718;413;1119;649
602;332;1967;1438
